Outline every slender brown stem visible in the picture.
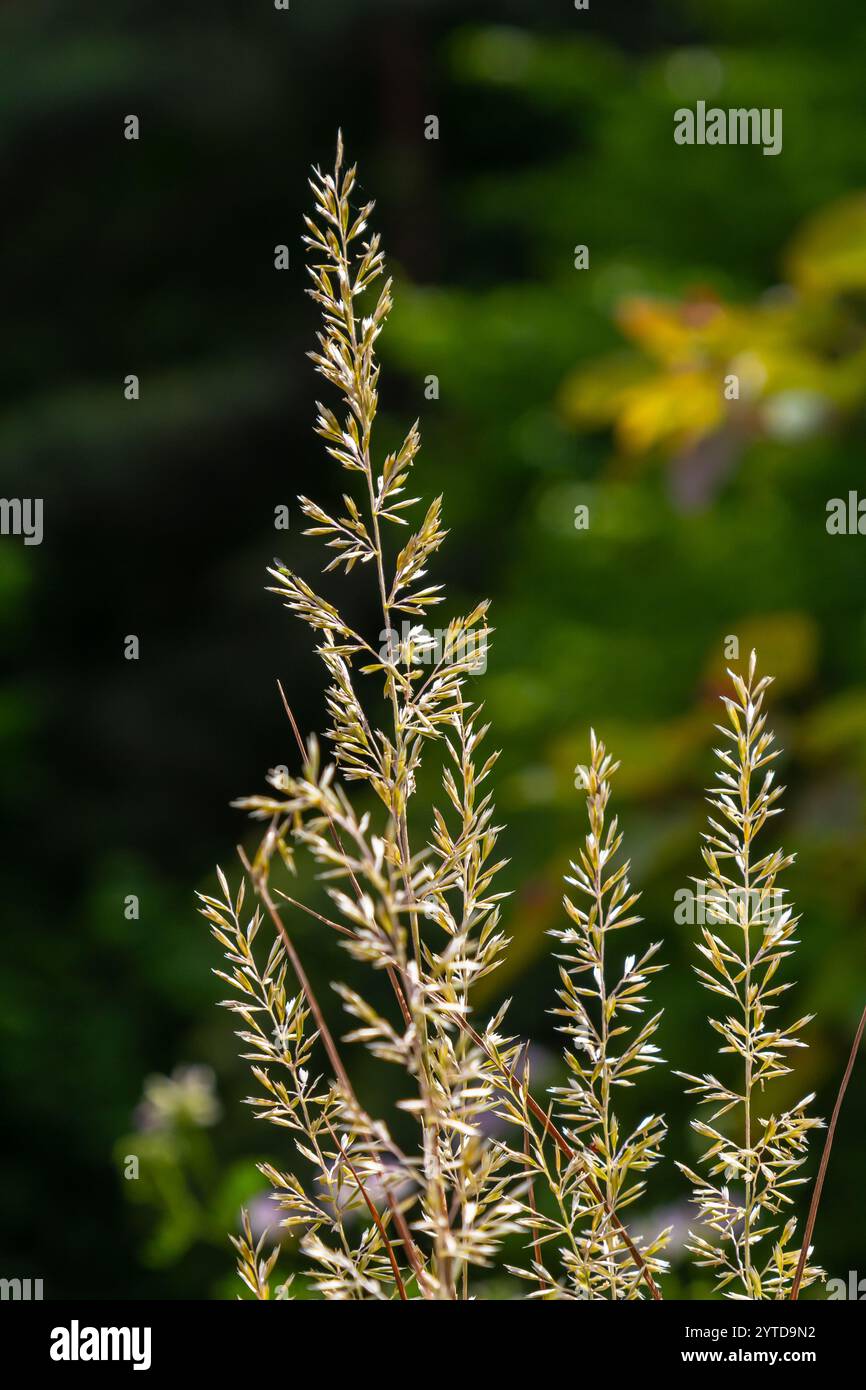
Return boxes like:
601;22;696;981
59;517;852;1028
791;1002;866;1300
276;683;307;768
274;888;355;938
239;845;354;1095
386;1192;428;1292
319;1112;407;1301
522;1048;546;1291
237;845;425;1289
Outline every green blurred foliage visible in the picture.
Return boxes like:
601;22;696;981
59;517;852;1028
1;0;864;1298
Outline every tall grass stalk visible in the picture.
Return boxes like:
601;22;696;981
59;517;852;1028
198;141;828;1302
677;653;823;1298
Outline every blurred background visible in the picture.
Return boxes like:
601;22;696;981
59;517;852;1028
2;0;866;1299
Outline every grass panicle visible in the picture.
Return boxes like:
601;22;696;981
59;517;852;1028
198;142;830;1302
677;653;824;1299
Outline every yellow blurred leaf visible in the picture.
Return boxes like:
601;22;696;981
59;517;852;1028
616;369;722;454
786;195;866;294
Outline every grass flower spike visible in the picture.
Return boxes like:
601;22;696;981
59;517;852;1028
550;734;668;1297
678;652;824;1298
198;140;832;1305
200;134;520;1300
